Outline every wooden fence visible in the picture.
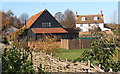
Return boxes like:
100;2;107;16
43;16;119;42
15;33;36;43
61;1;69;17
61;39;92;49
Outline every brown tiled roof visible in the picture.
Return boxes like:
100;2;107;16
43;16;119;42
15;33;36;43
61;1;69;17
75;14;104;24
31;28;68;34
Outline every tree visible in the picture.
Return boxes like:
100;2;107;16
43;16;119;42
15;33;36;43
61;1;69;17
54;12;65;22
63;9;75;28
54;9;75;28
19;13;29;25
1;10;22;31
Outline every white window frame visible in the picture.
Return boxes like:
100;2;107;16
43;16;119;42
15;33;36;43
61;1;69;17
94;16;99;20
81;17;86;21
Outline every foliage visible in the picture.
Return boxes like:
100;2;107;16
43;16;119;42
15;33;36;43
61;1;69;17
1;10;22;32
28;35;59;54
11;36;29;49
2;36;9;45
2;47;35;73
78;33;120;72
54;9;75;28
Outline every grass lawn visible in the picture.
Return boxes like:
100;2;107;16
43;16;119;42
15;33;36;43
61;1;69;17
53;48;119;62
53;48;87;61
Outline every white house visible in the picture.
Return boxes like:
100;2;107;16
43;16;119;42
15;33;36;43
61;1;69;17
75;10;111;32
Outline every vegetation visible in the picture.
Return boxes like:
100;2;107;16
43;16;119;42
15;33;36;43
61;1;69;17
19;13;29;24
75;33;120;72
28;35;59;54
54;48;86;61
2;47;35;73
2;46;44;73
54;9;75;28
1;10;23;31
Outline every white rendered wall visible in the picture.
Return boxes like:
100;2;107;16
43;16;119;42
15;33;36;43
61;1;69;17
76;24;89;32
76;23;111;32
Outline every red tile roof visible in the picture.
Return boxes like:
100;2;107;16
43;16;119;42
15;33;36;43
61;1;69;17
9;10;44;35
31;28;68;34
24;11;44;29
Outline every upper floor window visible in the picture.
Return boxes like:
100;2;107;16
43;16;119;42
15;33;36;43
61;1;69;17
42;22;51;27
81;17;87;21
94;16;99;20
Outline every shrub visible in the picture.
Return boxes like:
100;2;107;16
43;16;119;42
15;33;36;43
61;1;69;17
76;33;120;72
28;35;60;54
2;47;35;73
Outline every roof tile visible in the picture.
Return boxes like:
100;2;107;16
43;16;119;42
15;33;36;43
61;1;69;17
76;14;104;24
31;28;68;34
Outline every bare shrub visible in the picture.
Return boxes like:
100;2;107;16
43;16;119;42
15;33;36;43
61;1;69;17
28;35;60;54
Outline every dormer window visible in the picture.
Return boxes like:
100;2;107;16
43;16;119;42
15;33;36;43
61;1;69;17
94;16;99;20
82;17;87;21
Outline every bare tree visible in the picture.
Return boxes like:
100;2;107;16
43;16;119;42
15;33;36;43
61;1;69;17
54;9;75;28
54;12;65;22
63;9;75;28
19;13;29;24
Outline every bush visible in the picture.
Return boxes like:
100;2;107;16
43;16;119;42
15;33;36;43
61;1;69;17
2;47;35;73
75;33;120;72
28;35;59;54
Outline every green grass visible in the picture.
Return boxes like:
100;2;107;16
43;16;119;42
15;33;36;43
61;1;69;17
53;48;87;61
53;48;119;62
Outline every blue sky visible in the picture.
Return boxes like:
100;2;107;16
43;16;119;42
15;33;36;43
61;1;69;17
1;2;118;23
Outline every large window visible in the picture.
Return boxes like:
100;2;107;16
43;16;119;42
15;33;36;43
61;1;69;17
42;22;51;27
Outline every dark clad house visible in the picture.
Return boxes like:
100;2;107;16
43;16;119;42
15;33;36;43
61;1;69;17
9;9;78;40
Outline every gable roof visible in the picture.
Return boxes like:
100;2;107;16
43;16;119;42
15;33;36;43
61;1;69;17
31;28;68;34
9;10;45;35
75;14;104;24
24;10;44;29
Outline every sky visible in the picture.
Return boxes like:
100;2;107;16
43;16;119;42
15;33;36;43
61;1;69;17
1;2;118;23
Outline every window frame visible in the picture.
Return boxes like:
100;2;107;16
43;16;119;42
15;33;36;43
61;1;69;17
81;17;86;21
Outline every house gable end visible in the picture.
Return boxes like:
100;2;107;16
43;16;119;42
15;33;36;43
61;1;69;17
30;10;63;28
